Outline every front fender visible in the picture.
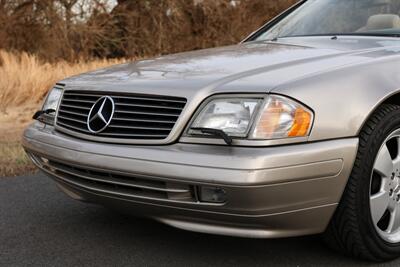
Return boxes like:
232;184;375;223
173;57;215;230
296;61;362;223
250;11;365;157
273;56;400;141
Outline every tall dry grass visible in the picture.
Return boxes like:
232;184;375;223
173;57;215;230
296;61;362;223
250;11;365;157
0;50;126;113
0;50;125;177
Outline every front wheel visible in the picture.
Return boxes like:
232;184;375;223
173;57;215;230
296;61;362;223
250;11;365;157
324;104;400;261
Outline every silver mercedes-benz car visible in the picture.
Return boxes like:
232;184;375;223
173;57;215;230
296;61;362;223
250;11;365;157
23;0;400;261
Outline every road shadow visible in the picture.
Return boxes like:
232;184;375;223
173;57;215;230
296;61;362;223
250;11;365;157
56;205;377;267
0;174;394;267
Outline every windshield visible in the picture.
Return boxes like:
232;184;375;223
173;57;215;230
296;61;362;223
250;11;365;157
256;0;400;40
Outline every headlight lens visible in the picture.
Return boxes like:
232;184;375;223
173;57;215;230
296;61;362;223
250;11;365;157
187;95;313;141
39;87;63;125
189;98;263;137
251;95;313;139
43;87;63;111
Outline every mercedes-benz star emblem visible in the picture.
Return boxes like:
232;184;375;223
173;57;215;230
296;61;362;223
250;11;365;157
87;96;115;133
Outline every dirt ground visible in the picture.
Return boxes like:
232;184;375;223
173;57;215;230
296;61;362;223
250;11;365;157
0;104;38;177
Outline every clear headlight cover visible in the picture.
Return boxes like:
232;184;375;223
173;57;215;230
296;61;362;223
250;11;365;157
187;95;313;141
42;87;63;111
251;95;313;139
189;98;263;137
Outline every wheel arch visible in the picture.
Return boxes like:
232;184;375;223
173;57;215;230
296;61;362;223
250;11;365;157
358;90;400;137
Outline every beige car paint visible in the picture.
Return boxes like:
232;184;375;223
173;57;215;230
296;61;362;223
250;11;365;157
22;3;400;238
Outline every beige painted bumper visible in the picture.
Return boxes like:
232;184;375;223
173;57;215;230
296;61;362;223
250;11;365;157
22;122;358;238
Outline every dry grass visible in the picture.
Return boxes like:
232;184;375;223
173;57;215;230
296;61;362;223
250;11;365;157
0;50;126;177
0;105;37;177
0;50;126;112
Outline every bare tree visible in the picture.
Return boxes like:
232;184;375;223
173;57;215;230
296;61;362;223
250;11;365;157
58;0;79;29
0;0;297;61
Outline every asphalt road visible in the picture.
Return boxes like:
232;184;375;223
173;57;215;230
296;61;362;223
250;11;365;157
0;173;399;267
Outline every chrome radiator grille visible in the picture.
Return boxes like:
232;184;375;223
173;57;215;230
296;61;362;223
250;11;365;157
56;91;186;140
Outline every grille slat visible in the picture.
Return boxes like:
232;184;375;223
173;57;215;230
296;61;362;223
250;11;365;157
63;93;101;98
57;115;87;125
115;109;180;117
62;99;95;104
57;121;92;134
112;117;176;124
115;103;183;110
61;103;91;110
63;92;187;104
114;96;187;104
58;110;87;118
98;132;169;138
49;161;190;194
58;106;90;115
31;156;196;203
56;91;186;141
108;124;172;131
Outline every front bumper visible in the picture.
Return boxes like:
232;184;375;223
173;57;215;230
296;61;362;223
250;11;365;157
22;122;358;238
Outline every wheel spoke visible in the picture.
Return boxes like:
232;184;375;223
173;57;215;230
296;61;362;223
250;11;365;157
394;137;400;168
369;131;400;243
370;191;390;224
374;144;394;178
388;207;400;234
397;137;400;158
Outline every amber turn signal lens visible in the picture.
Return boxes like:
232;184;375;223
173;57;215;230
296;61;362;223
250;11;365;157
288;107;312;137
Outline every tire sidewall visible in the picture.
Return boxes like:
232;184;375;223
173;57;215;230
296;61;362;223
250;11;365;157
358;107;400;256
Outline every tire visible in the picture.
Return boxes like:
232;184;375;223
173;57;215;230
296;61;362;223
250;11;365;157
324;104;400;262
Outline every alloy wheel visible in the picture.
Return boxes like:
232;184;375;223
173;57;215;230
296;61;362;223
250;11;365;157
370;129;400;243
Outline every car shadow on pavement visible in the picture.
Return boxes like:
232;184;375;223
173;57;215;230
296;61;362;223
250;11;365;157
55;205;379;267
0;174;391;266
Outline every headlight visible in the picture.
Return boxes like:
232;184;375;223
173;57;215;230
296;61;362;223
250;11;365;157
38;86;63;125
42;87;63;112
187;95;313;141
189;98;263;137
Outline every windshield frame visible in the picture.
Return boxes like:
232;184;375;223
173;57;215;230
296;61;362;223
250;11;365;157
243;0;308;42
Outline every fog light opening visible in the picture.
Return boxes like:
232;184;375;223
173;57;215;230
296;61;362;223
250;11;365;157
199;186;227;203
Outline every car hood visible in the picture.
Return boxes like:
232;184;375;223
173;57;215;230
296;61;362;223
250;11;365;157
62;36;400;97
